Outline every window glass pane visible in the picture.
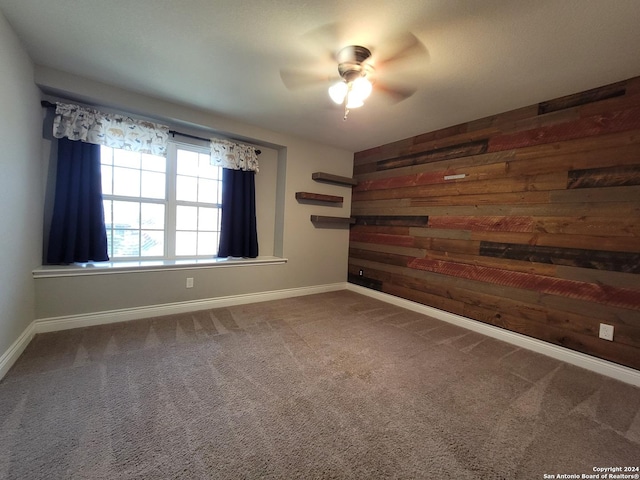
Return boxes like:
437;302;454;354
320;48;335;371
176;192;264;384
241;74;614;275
113;149;140;168
198;178;218;204
197;232;217;255
101;165;113;195
198;153;219;179
103;200;113;229
100;146;113;165
141;230;164;256
198;207;218;232
176;175;198;202
105;230;113;258
141;203;165;229
141;153;166;172
113;229;139;257
101;144;223;261
176;231;197;256
113;201;140;229
113;167;140;197
141;171;165;199
176;205;198;230
176;149;199;176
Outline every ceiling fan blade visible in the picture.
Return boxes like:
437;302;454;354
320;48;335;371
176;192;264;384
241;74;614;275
375;32;428;68
279;68;334;90
375;81;417;103
300;22;347;62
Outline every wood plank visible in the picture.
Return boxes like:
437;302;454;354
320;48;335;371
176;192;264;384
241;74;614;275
567;165;640;189
550;185;640;204
537;81;627;115
501;107;580;135
349;231;415;247
353;172;568;202
409;227;472;240
479;241;640;273
352;215;429;227
354;201;640;218
311;172;358;186
348;259;639;324
310;215;354;224
352;265;640;352
376;140;489;171
471;231;640;253
511;128;640;161
532;216;640;237
354;162;508;192
383;283;466;316
507;142;640;177
407;191;551;207
556;265;640;290
295;192;343;203
413;238;481;255
347;273;382;291
355;150;515;182
428;216;534;233
407;258;640;310
462;303;640;369
350;225;410;236
488;106;640;152
349;241;427;259
348;248;412;268
421;249;558;277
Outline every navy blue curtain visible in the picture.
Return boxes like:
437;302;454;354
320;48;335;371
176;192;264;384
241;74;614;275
217;168;258;258
47;138;109;264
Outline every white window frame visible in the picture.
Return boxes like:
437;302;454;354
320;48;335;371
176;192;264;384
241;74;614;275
101;140;223;261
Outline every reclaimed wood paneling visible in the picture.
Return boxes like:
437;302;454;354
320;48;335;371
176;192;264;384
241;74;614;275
353;215;429;227
567;165;640;189
349;76;640;370
480;241;640;273
537;82;626;115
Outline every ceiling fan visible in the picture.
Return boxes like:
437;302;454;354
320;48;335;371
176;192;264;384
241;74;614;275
280;27;428;120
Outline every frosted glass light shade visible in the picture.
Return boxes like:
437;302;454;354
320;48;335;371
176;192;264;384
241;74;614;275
351;77;372;101
328;81;348;104
345;92;364;109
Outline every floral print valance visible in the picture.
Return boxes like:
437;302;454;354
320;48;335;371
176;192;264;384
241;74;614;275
210;138;259;172
53;102;169;156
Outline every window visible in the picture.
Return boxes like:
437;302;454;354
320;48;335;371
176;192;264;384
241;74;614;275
100;142;222;260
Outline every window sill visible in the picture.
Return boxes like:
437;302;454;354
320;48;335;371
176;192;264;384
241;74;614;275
32;256;287;278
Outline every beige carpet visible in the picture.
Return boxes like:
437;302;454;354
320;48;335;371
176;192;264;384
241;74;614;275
1;290;639;479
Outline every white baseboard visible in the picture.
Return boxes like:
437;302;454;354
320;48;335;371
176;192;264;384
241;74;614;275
0;322;35;380
3;282;639;387
33;283;347;334
0;283;345;380
346;283;640;387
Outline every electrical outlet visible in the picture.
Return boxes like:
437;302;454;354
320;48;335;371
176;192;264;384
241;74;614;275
359;269;363;276
599;323;614;341
186;277;194;289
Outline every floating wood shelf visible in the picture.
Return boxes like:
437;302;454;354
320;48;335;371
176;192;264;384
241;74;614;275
310;215;355;225
296;192;344;203
312;172;357;187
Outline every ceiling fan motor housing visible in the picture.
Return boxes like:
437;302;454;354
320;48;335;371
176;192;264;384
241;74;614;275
337;45;374;82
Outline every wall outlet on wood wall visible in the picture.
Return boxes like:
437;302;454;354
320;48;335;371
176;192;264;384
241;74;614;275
599;323;614;341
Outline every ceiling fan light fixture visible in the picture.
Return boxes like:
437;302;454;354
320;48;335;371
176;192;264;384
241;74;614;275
345;92;364;109
328;81;348;104
351;76;372;102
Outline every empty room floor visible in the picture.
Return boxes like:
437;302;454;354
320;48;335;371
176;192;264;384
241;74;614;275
1;290;639;478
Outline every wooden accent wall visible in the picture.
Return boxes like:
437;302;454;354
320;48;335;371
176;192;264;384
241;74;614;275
349;77;640;370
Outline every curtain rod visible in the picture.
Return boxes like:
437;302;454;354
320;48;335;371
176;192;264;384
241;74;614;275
40;100;261;155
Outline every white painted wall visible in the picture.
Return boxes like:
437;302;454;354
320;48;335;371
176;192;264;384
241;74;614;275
33;67;354;319
0;11;42;354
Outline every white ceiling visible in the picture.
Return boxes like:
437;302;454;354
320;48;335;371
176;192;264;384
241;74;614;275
2;0;640;152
